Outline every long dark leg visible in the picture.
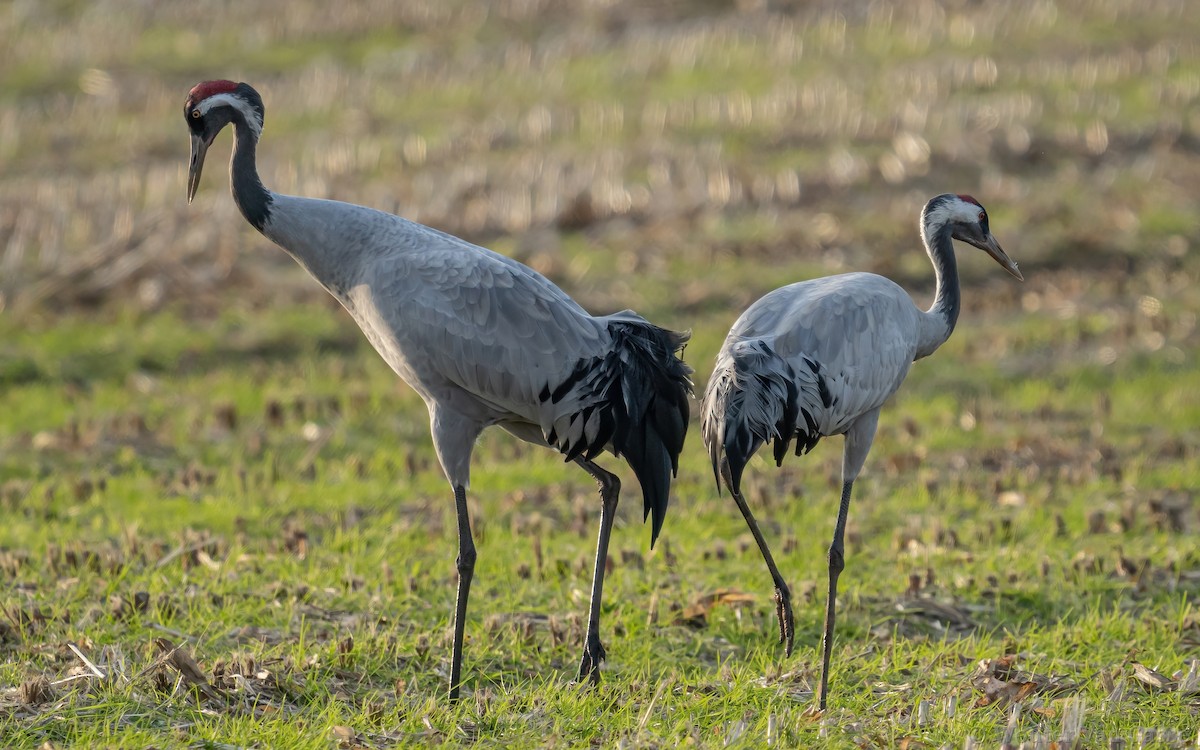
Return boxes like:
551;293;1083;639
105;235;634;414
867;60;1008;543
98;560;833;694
449;484;476;701
817;479;853;711
721;460;793;655
575;458;620;684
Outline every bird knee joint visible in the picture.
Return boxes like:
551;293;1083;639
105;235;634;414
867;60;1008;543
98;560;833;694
827;546;845;574
597;473;620;497
593;474;620;510
456;548;476;574
775;584;791;604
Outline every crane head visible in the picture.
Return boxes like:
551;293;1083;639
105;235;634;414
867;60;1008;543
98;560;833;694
184;81;265;203
926;194;1024;281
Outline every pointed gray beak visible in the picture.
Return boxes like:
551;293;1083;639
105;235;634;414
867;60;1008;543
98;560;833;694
973;233;1023;281
187;133;210;204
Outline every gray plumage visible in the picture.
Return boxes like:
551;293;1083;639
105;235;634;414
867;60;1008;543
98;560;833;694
184;80;692;700
266;195;690;537
702;193;1023;711
703;272;925;493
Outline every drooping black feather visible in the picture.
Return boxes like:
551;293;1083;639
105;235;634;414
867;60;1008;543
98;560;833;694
543;320;692;547
772;377;800;466
704;339;828;496
548;365;589;404
606;322;692;547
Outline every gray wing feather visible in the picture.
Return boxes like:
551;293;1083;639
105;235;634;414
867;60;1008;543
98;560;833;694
345;224;607;428
725;272;920;435
264;195;691;540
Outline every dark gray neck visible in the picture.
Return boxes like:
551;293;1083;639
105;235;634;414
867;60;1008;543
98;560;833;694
927;222;961;334
230;118;272;232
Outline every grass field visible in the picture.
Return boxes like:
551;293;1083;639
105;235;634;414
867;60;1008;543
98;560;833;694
2;0;1200;747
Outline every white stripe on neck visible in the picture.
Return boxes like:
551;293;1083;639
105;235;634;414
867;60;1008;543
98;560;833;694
921;197;976;240
198;92;262;139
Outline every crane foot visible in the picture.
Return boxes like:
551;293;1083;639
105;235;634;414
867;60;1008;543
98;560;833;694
576;634;606;684
775;587;795;657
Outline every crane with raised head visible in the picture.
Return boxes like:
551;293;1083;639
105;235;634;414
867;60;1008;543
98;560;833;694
183;80;693;700
701;193;1022;710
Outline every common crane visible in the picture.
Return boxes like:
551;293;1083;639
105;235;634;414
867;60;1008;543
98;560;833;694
184;80;692;700
701;193;1022;710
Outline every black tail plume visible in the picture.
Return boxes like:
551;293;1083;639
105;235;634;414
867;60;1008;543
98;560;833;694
606;321;692;547
701;339;824;496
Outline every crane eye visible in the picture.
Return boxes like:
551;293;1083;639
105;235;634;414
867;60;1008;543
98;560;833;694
978;211;985;223
191;110;201;119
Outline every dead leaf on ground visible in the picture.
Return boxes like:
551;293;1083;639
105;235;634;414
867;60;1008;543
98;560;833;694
153;637;223;702
672;588;757;628
971;654;1076;708
332;725;364;749
1131;662;1176;692
973;676;1038;708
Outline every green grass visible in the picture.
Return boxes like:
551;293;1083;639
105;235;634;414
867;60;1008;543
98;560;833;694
1;297;1197;747
3;0;1200;747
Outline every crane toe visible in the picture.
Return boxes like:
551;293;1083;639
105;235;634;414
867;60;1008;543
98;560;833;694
775;587;795;657
577;635;607;684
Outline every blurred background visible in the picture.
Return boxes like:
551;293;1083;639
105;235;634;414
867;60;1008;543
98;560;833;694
1;1;1199;743
1;0;1196;351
